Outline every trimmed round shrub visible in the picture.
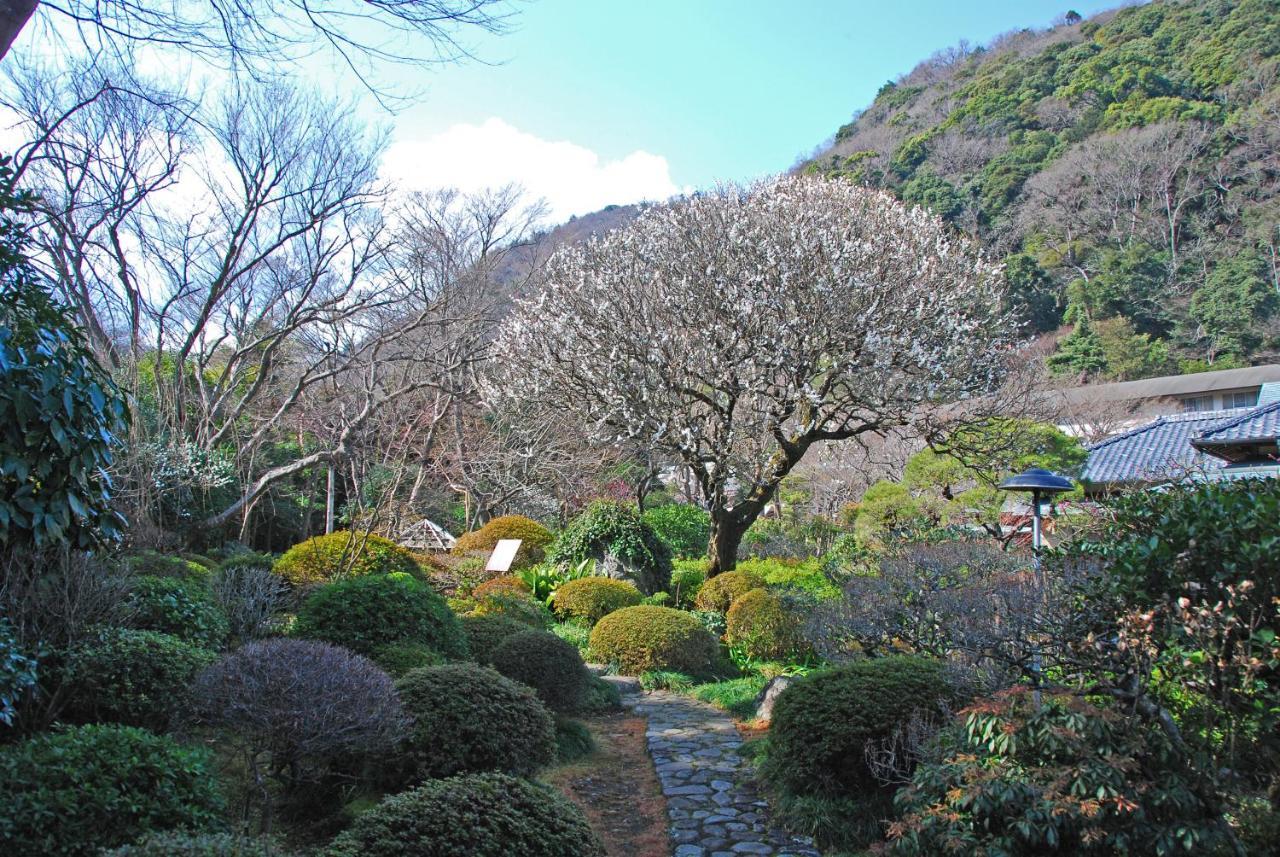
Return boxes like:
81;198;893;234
473;574;531;599
469;593;553;628
324;772;605;857
0;723;224;856
694;569;765;613
273;531;419;589
126;575;229;649
552;576;643;624
549;500;673;595
64;628;216;730
123;550;209;582
725;588;810;661
765;655;955;799
451;515;554;569
588;605;717;675
293;572;468;658
643;503;711;558
395;663;556;779
490;629;591;713
461;614;530;665
371;641;445;677
105;832;292;856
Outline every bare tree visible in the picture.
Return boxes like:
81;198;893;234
493;176;1013;574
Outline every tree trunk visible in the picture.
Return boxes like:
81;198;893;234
0;0;37;61
707;514;748;577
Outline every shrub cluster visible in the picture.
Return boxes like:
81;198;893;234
549;501;672;595
122;551;210;582
693;569;765;613
552;576;643;624
371;641;445;677
0;723;224;856
642;503;711;558
589;605;717;675
209;557;288;642
104;832;293;857
473;574;531;599
725;588;810;661
293;572;468;659
126;575;229;649
395;664;556;779
670;559;708;609
468;592;553;628
461;614;531;665
324;773;605;857
452;515;554;569
273;531;420;589
490;629;591;713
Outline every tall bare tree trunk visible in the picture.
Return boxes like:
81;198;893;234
707;513;747;576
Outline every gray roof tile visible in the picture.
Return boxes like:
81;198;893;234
1082;409;1249;486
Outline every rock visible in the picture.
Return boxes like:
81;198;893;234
753;676;796;723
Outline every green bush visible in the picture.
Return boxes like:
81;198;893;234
472;574;531;599
725;588;810;662
693;569;765;613
325;773;604;857
764;655;955;799
395;664;556;779
273;531;420;589
555;715;595;762
469;592;553;628
461;614;531;665
490;629;591;713
0;723;223;856
642;503;711;558
589;605;718;675
549;500;672;595
735;556;840;600
550;619;592;658
670;559;707;609
0;619;37;726
371;641;445;677
293;573;467;659
126;575;229;649
889;690;1229;856
104;831;292;856
452;515;554;569
123;551;210;582
552;576;643;624
64;629;216;730
581;675;622;714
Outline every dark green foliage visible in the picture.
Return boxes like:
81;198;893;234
549;500;673;595
764;655;956;799
670;559;707;608
0;619;36;726
0;158;128;549
123;551;211;582
370;641;445;677
900;170;964;220
394;664;556;779
1003;252;1061;332
554;715;595;762
642;503;711;558
273;531;420;589
461;613;530;665
324;773;605;857
126;575;230;649
490;629;591;713
64;629;215;730
889;690;1228;856
693;569;765;613
580;674;623;714
104;832;293;857
552;576;643;624
293;572;467;659
1047;318;1108;377
0;723;224;856
588;605;718;675
1190;253;1277;358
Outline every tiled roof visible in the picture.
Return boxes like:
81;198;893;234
1192;399;1280;444
1081;409;1251;486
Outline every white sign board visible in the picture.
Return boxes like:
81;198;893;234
485;539;523;573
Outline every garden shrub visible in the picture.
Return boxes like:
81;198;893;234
371;641;445;677
764;655;956;799
0;619;37;726
126;575;229;649
451;515;554;569
589;605;718;675
273;531;419;589
461;614;530;665
670;559;707;608
209;560;288;643
472;574;531;599
549;500;672;595
693;569;765;613
735;556;840;600
469;592;552;628
555;715;595;762
293;572;468;659
0;723;223;856
642;503;711;558
104;831;292;856
725;588;810;662
490;629;591;713
395;663;556;779
889;689;1229;856
550;618;592;657
552;576;643;624
64;628;215;730
581;674;622;714
182;553;219;570
324;772;605;857
123;550;210;582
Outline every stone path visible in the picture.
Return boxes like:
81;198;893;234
621;689;821;857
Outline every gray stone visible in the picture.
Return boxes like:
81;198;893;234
753;675;797;723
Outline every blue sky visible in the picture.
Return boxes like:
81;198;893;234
376;0;1124;220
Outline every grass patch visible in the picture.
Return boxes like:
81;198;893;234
550;619;591;658
638;670;695;691
554;716;595;763
689;676;767;720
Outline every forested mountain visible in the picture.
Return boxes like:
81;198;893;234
802;0;1280;380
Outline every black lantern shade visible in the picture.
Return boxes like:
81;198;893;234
997;468;1075;494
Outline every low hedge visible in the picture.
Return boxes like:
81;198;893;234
293;573;468;659
324;773;604;857
588;605;717;676
0;723;224;856
122;551;210;582
126;575;229;649
452;515;554;569
552;576;643;624
395;664;556;779
490;630;591;713
693;570;766;613
104;832;292;856
764;655;956;799
725;588;810;661
273;531;420;589
461;614;532;665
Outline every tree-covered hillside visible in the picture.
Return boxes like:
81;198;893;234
804;0;1280;379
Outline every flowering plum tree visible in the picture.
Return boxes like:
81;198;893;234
494;176;1012;574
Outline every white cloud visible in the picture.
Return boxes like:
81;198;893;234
381;118;685;223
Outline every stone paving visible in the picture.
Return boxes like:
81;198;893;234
621;689;821;857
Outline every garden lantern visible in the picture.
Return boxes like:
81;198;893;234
997;468;1075;556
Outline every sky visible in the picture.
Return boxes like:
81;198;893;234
379;0;1125;221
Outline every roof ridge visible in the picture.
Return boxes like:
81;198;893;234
1196;399;1280;440
1087;415;1171;451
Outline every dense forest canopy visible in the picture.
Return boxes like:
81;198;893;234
804;0;1280;380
